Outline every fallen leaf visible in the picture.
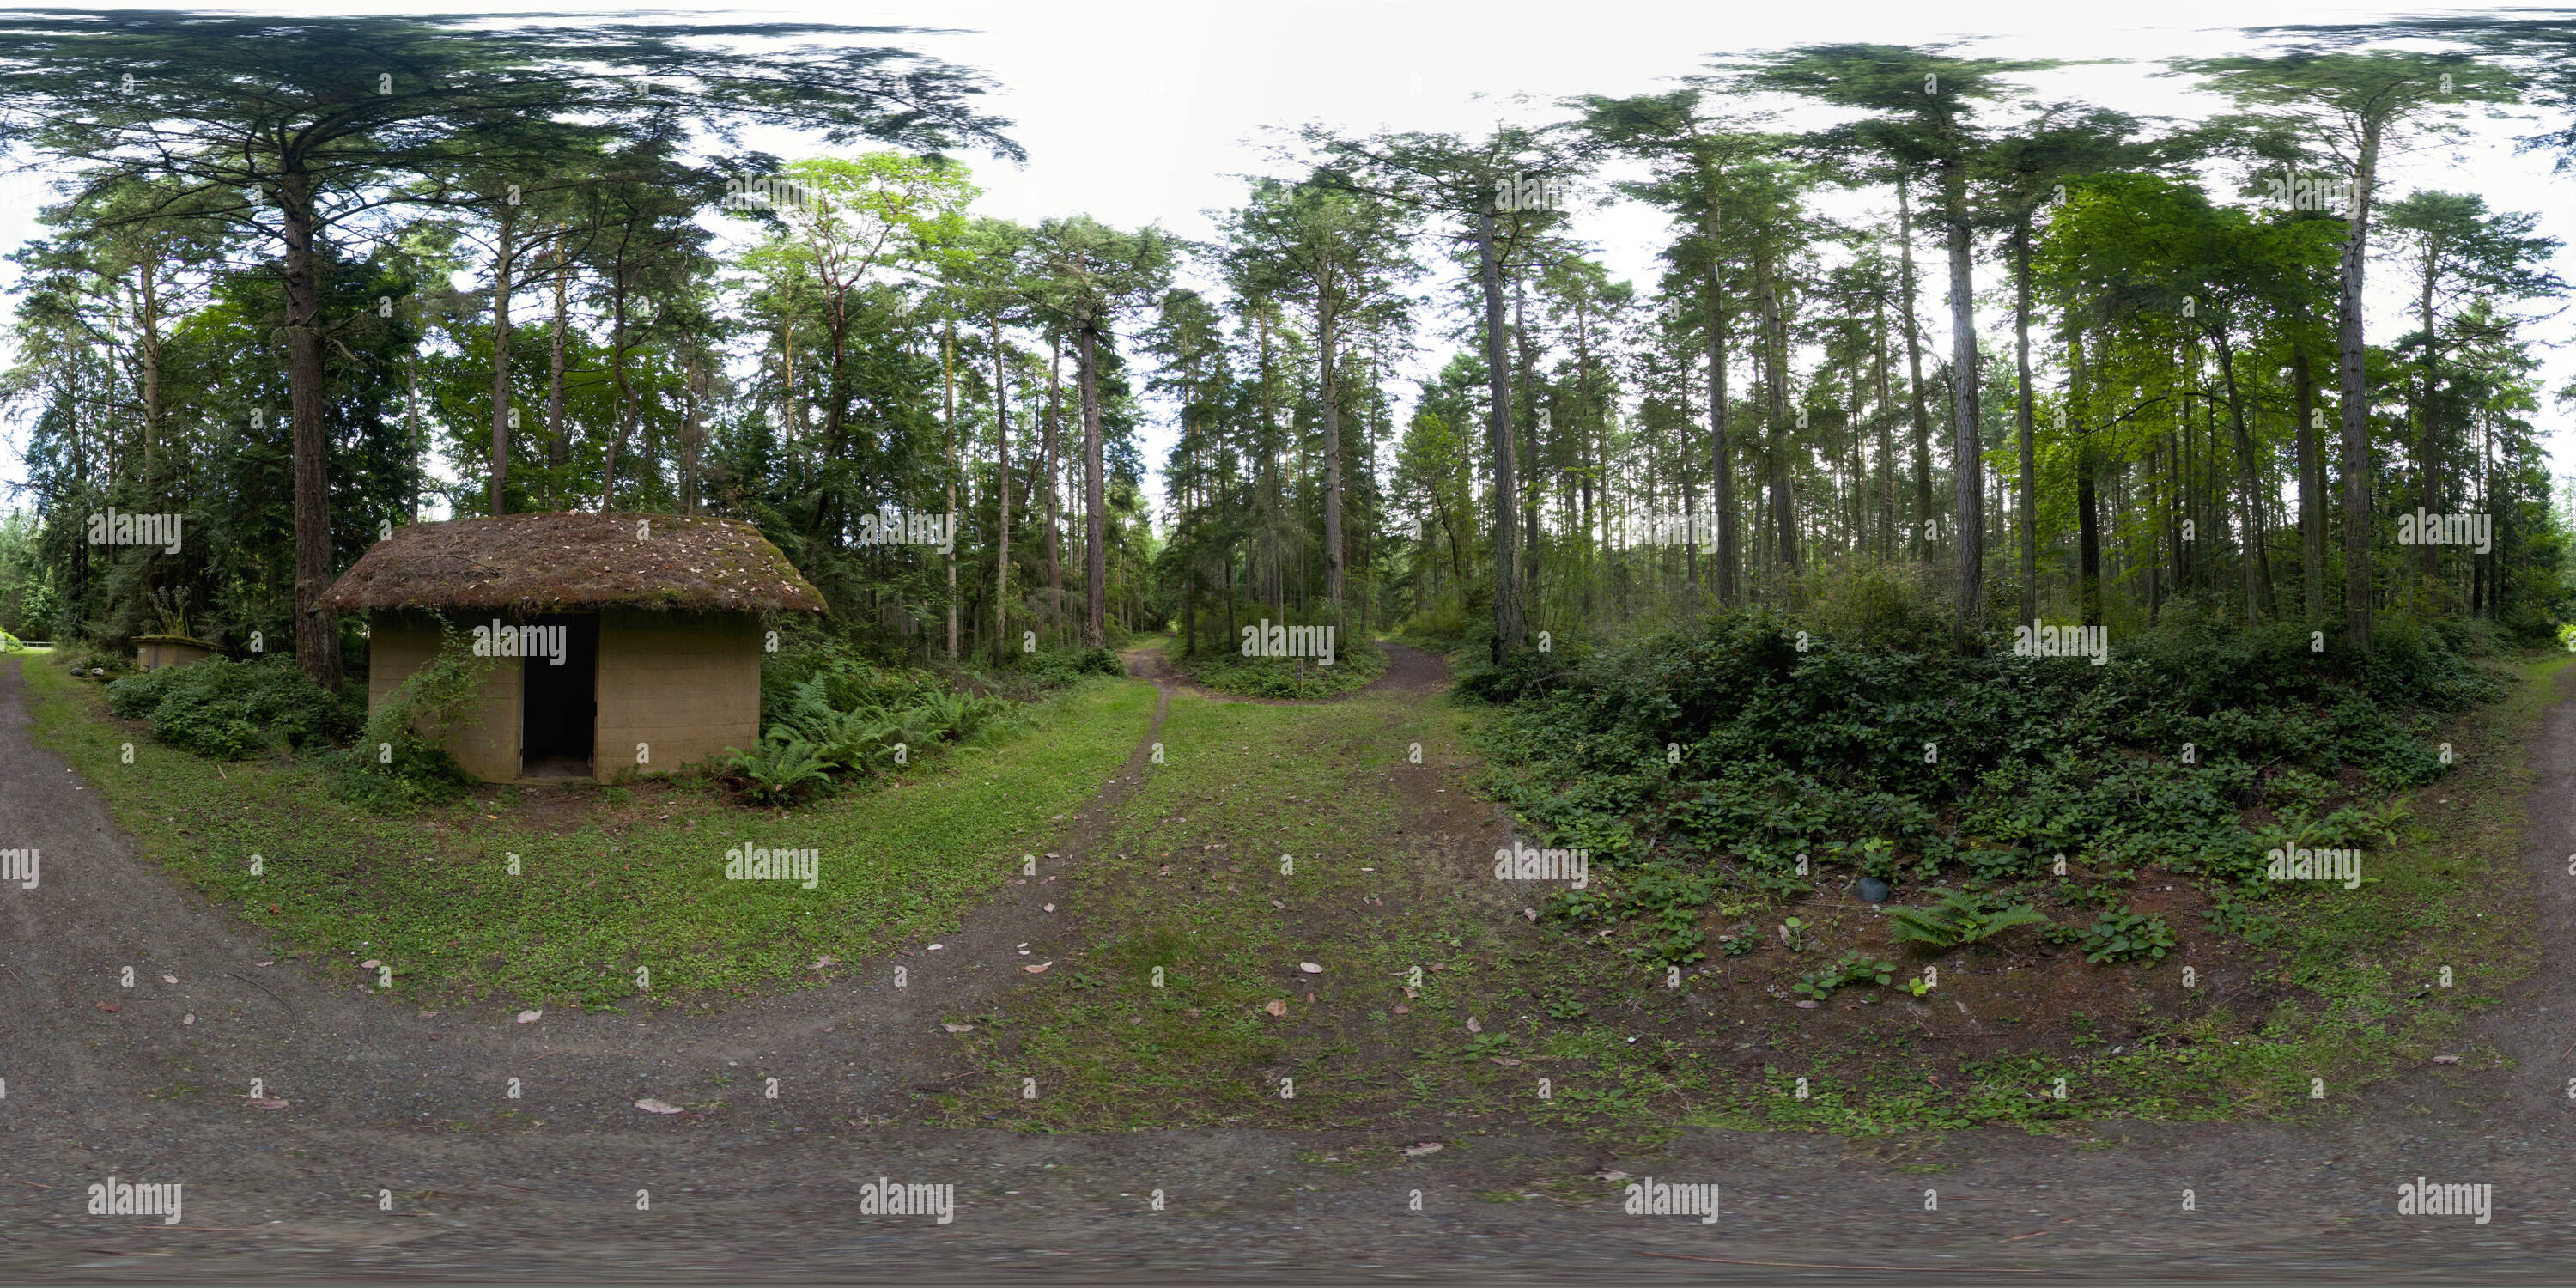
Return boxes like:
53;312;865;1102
1299;962;1323;974
1265;999;1287;1017
2003;1230;2047;1242
1795;1000;1820;1009
249;1097;290;1110
1404;1142;1443;1156
1023;962;1051;974
1491;1057;1522;1066
416;1011;439;1018
94;1000;120;1014
2432;1054;2463;1064
1465;1016;1481;1033
516;1009;543;1024
182;1014;195;1025
943;1023;975;1034
1593;1170;1631;1182
1042;904;1055;913
361;960;380;969
1522;908;1538;922
1393;1004;1411;1014
1404;987;1419;999
633;1098;683;1115
161;975;178;985
811;955;840;969
1270;900;1285;910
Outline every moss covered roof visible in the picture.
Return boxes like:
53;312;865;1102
318;513;827;615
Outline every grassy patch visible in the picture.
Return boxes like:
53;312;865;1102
1168;631;1390;699
20;655;1154;1008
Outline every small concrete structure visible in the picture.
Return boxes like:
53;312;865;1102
318;512;826;783
133;635;218;672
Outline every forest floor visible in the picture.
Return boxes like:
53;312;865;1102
4;641;2576;1279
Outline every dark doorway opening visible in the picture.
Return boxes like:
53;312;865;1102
520;612;598;779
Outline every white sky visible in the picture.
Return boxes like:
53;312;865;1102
3;0;2570;525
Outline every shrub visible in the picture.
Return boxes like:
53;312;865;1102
1793;949;1896;999
325;632;487;811
106;657;357;759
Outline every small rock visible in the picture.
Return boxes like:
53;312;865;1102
1594;1169;1631;1182
1404;1142;1443;1156
943;1023;975;1034
248;1096;290;1109
1856;877;1891;903
1023;962;1051;974
516;1009;543;1024
1393;1004;1411;1014
161;974;179;985
183;1014;195;1025
1299;962;1323;974
1465;1017;1482;1033
1491;1057;1522;1066
1265;999;1288;1017
360;960;380;969
1042;904;1055;913
2432;1054;2463;1064
634;1098;683;1115
1795;999;1820;1009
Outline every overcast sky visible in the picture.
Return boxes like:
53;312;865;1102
3;0;2569;522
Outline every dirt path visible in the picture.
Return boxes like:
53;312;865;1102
3;651;2573;1280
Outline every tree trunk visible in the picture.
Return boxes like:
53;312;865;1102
1899;171;1934;562
545;245;571;480
680;348;702;514
1705;198;1737;604
1079;322;1108;648
1478;210;1523;661
489;200;515;517
2014;220;2038;629
993;312;1012;664
1046;334;1064;648
1944;175;1984;652
2293;344;2322;620
280;167;340;690
945;322;959;659
2339;121;2382;651
2215;328;2271;623
1320;286;1345;621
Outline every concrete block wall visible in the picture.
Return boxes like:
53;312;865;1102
366;613;524;784
592;610;762;778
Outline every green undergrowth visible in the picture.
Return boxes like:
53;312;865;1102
20;653;1155;1008
1169;629;1390;698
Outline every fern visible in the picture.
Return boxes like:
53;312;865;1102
1884;889;2050;949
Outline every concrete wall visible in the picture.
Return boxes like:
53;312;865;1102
366;613;523;784
593;610;762;779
